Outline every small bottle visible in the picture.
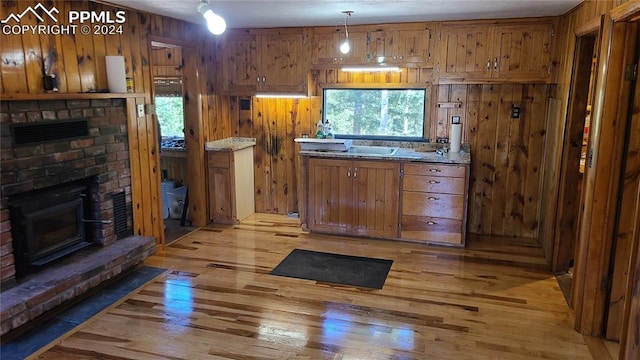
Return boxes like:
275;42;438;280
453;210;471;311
316;120;325;138
324;120;334;139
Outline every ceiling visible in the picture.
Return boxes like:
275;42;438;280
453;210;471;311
102;0;582;29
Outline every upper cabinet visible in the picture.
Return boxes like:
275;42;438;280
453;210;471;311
313;25;435;68
313;28;370;66
369;27;434;67
437;21;554;83
222;30;309;94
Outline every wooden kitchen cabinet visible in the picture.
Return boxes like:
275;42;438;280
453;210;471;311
313;28;370;66
438;21;553;83
307;158;400;238
207;147;255;224
369;27;434;67
222;31;308;94
401;163;469;246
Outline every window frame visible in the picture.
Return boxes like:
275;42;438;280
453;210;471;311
320;83;431;141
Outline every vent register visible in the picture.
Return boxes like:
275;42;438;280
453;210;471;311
11;119;89;145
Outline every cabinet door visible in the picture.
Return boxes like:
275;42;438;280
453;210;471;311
396;28;433;66
260;33;307;93
491;23;553;81
307;158;352;234
368;30;395;64
438;25;492;82
351;161;400;238
208;152;232;221
222;34;259;93
312;29;369;66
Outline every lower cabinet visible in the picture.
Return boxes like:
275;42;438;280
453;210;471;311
207;147;255;224
400;163;469;246
307;158;400;238
303;157;469;247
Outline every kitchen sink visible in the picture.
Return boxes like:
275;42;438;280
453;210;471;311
347;146;399;156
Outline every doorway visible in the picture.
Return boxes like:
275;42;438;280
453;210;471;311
150;43;194;243
553;34;599;305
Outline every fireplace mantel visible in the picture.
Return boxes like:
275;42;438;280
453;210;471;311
1;93;145;101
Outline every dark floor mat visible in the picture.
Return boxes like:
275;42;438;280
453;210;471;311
270;249;393;289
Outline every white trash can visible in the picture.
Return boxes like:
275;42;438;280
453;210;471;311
167;186;187;219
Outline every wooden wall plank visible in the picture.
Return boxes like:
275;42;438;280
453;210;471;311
1;1;28;93
489;85;513;235
73;1;97;92
59;1;81;93
16;0;44;93
503;84;524;237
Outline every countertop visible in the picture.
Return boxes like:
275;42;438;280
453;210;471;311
205;137;256;151
299;143;471;165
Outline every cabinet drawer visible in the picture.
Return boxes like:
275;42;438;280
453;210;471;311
208;152;230;168
403;175;465;194
402;192;464;220
401;215;463;245
404;163;466;178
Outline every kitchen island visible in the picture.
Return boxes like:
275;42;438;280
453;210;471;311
297;142;471;246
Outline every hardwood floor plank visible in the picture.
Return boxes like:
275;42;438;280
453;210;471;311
31;214;596;359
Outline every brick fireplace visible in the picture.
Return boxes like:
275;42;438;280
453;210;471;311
0;98;134;286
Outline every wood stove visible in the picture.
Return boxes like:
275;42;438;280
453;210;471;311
9;181;94;278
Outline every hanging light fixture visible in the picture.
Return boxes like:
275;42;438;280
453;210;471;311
340;11;353;54
197;0;226;35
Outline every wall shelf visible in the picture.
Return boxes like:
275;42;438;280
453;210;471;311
1;93;145;101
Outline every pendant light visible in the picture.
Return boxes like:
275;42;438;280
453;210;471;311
197;0;226;35
340;11;353;54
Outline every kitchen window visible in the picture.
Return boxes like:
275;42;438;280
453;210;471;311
322;87;427;140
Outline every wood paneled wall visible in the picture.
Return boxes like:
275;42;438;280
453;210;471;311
437;84;549;239
209;96;318;214
151;47;183;77
0;0;216;242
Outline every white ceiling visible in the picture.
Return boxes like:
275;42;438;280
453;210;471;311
102;0;582;29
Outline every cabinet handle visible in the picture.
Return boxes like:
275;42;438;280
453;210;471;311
486;58;491;72
426;221;437;225
257;76;261;83
428;168;441;173
427;196;440;201
262;76;266;83
353;167;358;178
347;167;351;178
493;58;498;71
428;180;440;184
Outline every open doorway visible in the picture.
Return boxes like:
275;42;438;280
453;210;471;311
553;34;599;305
150;42;196;243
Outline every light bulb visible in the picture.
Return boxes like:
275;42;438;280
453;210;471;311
198;3;226;35
340;39;350;54
205;10;226;35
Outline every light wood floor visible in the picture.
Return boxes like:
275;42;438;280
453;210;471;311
32;214;601;359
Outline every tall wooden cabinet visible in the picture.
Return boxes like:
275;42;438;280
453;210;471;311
307;158;400;238
437;21;554;83
207;147;255;224
222;31;308;94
